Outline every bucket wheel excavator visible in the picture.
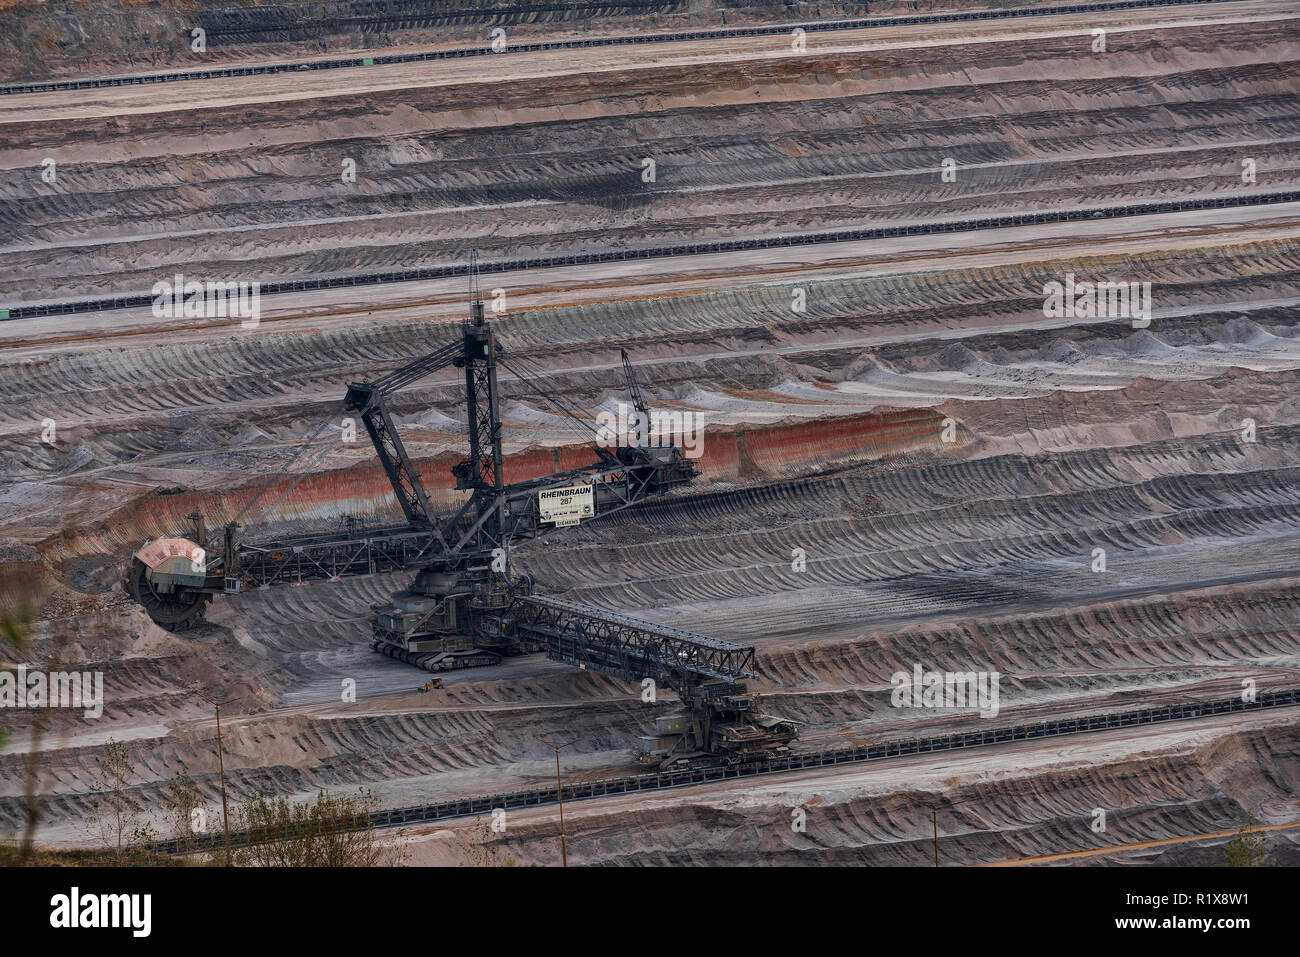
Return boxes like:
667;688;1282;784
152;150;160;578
124;269;798;765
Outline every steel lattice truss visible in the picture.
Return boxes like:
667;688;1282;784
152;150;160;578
461;335;502;492
512;594;756;686
231;524;443;588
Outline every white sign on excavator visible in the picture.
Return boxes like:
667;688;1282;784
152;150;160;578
538;484;594;527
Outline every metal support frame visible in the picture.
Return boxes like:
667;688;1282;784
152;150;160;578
511;594;756;687
228;524;443;588
346;385;439;528
459;324;505;494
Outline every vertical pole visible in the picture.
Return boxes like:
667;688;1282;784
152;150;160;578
555;746;568;867
216;703;232;866
932;807;939;867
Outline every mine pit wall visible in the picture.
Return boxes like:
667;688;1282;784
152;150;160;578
943;366;1300;460
0;0;1088;83
754;584;1300;696
3;0;1297;863
408;720;1300;866
0;687;654;834
7;21;1299;304
38;407;953;569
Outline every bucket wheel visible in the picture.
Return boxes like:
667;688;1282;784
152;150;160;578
123;557;213;631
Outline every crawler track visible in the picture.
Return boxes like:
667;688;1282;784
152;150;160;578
7;189;1296;320
0;0;1260;95
142;687;1300;855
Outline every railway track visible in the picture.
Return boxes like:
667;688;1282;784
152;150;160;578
0;0;1262;96
6;189;1297;322
142;687;1300;856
